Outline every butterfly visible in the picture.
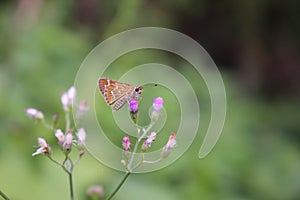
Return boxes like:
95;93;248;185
98;78;143;111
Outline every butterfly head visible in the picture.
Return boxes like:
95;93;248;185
135;86;143;94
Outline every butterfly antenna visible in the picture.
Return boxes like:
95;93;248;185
142;83;158;88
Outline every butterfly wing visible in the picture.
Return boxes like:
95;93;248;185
99;78;134;107
113;95;129;111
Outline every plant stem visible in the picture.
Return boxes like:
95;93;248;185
127;122;155;170
48;156;74;200
106;172;131;200
68;172;74;200
0;189;10;200
65;111;70;132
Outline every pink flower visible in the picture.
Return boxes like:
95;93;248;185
55;129;65;146
129;100;139;113
25;108;44;120
87;185;104;199
63;130;73;151
67;86;76;100
76;100;88;118
151;97;164;121
153;97;164;112
61;86;76;111
32;137;51;156
122;136;132;152
161;132;176;158
61;92;69;111
142;132;157;151
76;128;86;148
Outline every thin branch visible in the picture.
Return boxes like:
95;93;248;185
106;172;131;200
0;189;10;200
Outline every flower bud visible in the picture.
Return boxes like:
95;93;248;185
61;92;69;111
129;100;139;124
151;97;164;121
79;150;85;157
122;136;131;152
25;108;44;120
142;132;156;151
76;99;88;118
52;113;59;127
153;97;164;112
76;128;86;149
55;129;65;146
121;159;126;166
61;86;76;112
63;130;73;152
67;86;76;101
161;132;176;158
87;185;104;199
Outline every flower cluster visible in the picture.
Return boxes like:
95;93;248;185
26;86;91;199
122;97;176;171
28;87;87;158
26;86;88;173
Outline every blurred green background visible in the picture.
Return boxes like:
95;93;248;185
1;0;300;199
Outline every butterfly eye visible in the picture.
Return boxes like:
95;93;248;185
135;88;140;92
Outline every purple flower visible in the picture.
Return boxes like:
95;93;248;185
142;132;157;151
129;100;139;113
153;97;164;112
151;97;164;121
122;136;132;152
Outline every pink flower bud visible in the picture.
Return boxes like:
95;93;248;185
151;97;164;121
87;185;104;199
55;129;65;146
63;130;73;151
129;100;139;124
76;128;86;149
67;86;76;101
122;136;131;152
52;113;59;122
79;150;85;157
25;108;44;120
61;92;69;111
61;86;76;111
153;97;164;112
161;132;176;158
142;132;156;151
129;100;139;113
76;100;88;118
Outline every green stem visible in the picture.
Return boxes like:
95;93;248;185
68;172;74;200
142;157;163;164
106;172;131;200
65;111;70;132
0;189;10;200
48;156;74;199
127;122;155;170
